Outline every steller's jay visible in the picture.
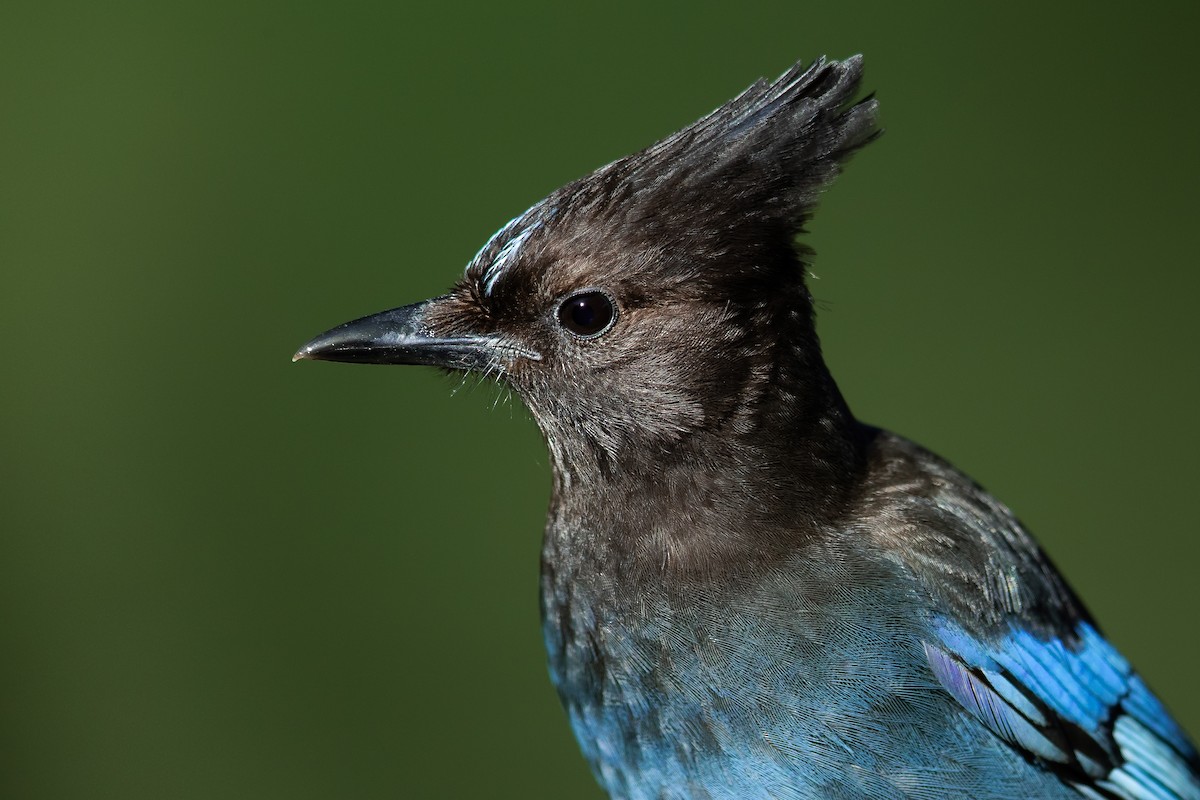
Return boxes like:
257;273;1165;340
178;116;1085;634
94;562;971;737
294;56;1198;799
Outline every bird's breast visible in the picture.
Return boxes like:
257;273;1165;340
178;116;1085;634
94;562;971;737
540;539;919;798
538;526;1080;800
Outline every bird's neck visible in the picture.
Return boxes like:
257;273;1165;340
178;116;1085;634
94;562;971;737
543;359;870;582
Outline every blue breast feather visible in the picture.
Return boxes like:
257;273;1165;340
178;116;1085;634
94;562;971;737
928;620;1199;799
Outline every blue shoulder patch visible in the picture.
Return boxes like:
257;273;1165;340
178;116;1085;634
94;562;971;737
927;620;1199;799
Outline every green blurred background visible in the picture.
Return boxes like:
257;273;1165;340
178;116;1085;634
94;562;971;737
2;1;1197;797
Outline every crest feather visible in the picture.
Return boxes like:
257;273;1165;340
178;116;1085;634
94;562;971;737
610;55;879;238
465;57;879;297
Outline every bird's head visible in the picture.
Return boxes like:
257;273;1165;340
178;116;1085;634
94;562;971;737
296;56;878;496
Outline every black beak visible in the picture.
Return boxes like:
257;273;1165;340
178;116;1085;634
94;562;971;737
293;299;499;371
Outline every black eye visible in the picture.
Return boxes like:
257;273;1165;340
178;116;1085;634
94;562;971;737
557;290;616;338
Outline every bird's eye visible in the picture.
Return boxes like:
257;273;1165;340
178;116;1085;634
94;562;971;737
557;290;617;338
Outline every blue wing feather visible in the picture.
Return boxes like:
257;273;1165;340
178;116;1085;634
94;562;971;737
928;620;1199;799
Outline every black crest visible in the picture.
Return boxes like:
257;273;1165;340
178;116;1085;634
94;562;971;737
614;55;879;235
465;57;879;301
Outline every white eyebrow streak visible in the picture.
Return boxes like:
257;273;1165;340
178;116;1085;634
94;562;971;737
466;214;523;277
467;200;558;297
482;223;539;296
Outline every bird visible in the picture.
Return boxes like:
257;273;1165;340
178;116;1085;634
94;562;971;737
294;56;1198;799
